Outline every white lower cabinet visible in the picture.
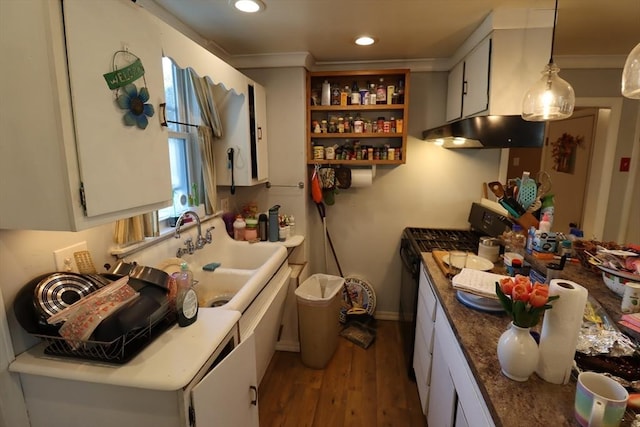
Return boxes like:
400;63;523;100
427;331;457;427
413;263;436;413
19;326;255;427
191;333;258;426
416;263;495;427
455;401;470;427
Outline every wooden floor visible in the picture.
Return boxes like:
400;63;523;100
258;320;427;427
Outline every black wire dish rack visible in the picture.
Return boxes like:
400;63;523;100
34;305;176;365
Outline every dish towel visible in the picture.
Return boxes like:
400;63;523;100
451;268;510;300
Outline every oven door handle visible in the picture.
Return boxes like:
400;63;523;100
400;244;419;278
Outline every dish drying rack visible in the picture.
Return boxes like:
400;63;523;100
34;306;176;364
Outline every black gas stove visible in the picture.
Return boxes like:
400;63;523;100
403;227;481;253
399;202;512;378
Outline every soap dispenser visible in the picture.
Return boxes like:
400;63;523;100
268;205;280;242
176;262;198;327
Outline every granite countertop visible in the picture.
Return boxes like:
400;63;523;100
421;253;635;427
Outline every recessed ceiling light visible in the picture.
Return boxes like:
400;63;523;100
232;0;265;13
355;36;376;46
434;138;445;146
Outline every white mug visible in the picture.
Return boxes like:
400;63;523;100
621;282;640;314
574;371;628;427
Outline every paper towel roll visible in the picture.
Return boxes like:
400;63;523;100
351;169;373;187
536;279;588;384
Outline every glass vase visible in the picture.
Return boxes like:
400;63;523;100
497;322;539;382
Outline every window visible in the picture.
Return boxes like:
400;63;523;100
159;57;202;221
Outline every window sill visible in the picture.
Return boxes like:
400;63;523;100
109;211;223;259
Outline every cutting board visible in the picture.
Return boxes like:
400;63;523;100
433;250;453;278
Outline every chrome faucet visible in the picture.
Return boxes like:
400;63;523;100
174;210;212;257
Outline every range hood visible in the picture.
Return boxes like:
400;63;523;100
422;115;545;149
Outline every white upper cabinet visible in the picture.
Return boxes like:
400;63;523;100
148;11;270;188
446;37;491;122
0;0;172;231
445;25;551;121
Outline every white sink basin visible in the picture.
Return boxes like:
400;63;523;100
174;217;288;313
194;269;254;308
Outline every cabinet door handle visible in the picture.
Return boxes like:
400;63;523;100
250;385;258;405
257;127;263;140
462;81;468;96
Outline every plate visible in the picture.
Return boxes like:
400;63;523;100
597;265;640;282
443;254;494;271
157;258;186;277
456;290;504;313
340;276;376;323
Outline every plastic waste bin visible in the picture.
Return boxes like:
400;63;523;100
295;274;345;369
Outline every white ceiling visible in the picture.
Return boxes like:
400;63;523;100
149;0;639;66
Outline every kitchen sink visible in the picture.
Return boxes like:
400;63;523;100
175;216;288;313
194;269;254;308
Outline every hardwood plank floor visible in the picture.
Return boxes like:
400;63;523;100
259;320;427;427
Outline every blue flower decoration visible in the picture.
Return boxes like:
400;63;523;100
116;83;154;129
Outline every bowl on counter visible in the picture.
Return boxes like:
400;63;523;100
598;265;640;297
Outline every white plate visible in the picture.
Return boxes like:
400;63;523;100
156;258;186;276
597;265;640;282
443;254;494;271
456;290;504;313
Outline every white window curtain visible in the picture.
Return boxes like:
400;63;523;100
187;69;223;214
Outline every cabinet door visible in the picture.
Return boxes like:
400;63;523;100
252;82;269;182
192;333;259;427
64;0;172;217
455;401;470;427
462;37;491;117
427;333;456;427
446;61;464;122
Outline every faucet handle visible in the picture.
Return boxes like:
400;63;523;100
205;226;215;243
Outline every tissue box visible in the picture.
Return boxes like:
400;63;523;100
533;231;557;253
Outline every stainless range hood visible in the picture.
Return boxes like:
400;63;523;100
422;115;545;149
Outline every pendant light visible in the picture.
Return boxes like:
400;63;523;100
622;43;640;99
522;0;575;121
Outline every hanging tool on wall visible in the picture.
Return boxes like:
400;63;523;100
227;147;235;195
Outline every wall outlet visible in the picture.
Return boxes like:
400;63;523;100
220;197;229;212
53;241;88;272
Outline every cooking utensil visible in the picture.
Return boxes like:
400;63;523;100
517;171;538;210
108;261;171;289
487;181;527;218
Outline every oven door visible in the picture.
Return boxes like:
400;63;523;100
399;237;420;379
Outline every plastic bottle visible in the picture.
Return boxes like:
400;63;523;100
233;215;246;241
176;262;198;327
288;215;295;236
268;205;280;242
526;226;535;254
540;194;555;229
539;212;552;233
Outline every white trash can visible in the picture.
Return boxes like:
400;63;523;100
295;274;344;369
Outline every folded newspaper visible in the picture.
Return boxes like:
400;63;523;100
451;268;511;300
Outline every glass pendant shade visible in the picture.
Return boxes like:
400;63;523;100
522;63;575;121
622;43;640;99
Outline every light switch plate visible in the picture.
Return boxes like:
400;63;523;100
53;241;88;272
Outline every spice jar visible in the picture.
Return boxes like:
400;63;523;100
376;117;385;133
